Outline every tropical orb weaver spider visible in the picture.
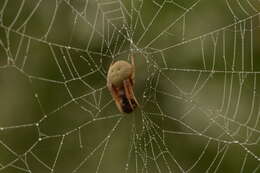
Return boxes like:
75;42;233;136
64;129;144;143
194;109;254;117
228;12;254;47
107;56;139;113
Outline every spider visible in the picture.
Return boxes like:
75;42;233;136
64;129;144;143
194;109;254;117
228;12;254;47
107;56;138;113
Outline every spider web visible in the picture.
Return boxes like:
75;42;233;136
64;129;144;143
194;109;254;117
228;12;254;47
0;0;260;172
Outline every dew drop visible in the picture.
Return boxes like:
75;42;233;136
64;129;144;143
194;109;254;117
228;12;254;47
233;140;238;144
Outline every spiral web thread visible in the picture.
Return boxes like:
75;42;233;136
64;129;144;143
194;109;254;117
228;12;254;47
0;0;260;172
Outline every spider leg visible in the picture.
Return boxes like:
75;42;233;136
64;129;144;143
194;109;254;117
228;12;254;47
131;54;135;68
109;83;124;113
123;79;138;110
130;55;135;85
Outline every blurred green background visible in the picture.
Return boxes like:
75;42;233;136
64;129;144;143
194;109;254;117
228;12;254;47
0;0;260;172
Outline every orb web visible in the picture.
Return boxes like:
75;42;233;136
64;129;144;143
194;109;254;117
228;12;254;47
0;0;260;172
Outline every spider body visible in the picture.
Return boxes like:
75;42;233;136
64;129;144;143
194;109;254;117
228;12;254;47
107;57;138;113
